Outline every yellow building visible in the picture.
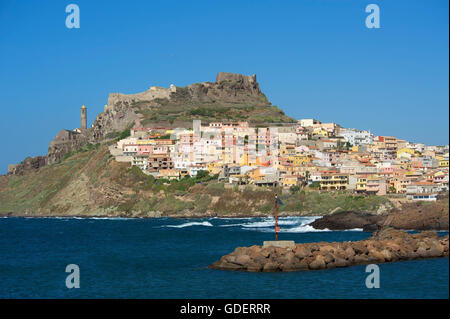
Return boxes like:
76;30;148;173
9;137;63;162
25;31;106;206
312;127;329;138
356;177;367;192
405;170;422;179
247;167;262;182
287;155;311;166
207;162;223;175
397;147;416;159
391;178;410;194
439;159;449;167
282;175;298;187
158;169;180;180
279;144;296;156
319;173;349;191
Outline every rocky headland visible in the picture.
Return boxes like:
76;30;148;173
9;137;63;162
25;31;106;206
209;227;449;272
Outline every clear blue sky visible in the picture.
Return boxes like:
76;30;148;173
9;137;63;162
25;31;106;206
0;0;448;173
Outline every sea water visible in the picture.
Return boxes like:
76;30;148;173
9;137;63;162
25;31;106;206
0;217;448;298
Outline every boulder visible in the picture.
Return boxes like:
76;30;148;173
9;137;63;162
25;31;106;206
323;253;335;264
368;249;385;263
234;254;251;266
246;262;263;272
343;247;355;260
294;246;311;259
309;255;326;270
354;254;370;264
333;257;349;268
263;262;279;272
352;242;369;255
380;249;393;262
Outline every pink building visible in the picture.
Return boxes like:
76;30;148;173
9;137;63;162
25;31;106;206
138;145;152;155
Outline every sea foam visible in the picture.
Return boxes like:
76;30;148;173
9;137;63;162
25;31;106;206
162;221;214;228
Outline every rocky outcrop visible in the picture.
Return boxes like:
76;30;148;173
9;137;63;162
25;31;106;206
209;228;449;272
385;200;449;231
46;129;90;165
310;200;449;232
215;72;261;95
309;211;384;231
90;98;139;141
7;156;46;176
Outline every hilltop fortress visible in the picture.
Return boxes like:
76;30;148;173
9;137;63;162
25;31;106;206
107;84;177;108
8;72;286;175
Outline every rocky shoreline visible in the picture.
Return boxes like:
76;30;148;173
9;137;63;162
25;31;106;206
209;228;449;272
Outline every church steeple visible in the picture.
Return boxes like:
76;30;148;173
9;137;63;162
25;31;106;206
81;105;87;129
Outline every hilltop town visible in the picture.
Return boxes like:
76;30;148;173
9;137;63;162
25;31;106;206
111;118;449;202
1;73;448;218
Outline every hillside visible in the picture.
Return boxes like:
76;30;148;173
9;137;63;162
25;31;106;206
91;72;296;142
0;144;394;218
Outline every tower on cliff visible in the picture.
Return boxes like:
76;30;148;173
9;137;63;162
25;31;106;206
81;105;87;130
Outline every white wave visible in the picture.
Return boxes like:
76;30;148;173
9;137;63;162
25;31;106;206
162;221;213;228
344;228;363;232
219;223;248;227
219;216;331;233
242;220;275;228
218;216;321;229
208;217;254;220
281;224;331;233
240;224;330;233
88;217;136;220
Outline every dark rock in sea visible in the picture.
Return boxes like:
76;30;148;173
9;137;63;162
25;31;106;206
309;211;384;231
209;227;449;272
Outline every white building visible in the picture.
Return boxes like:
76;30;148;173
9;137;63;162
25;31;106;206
339;129;373;146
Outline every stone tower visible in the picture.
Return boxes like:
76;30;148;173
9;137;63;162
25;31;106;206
81;105;87;130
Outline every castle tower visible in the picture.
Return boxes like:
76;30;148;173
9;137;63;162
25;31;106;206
81;105;87;130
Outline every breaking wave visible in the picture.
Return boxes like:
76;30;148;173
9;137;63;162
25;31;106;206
281;224;331;233
162;221;214;228
218;216;328;233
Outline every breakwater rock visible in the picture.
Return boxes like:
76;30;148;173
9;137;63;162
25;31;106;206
209;228;449;272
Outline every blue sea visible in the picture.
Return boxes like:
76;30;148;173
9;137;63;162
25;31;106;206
0;216;448;298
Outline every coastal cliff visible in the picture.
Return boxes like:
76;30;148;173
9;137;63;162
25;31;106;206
209;228;449;272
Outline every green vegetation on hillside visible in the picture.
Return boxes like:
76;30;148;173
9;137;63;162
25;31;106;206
129;87;295;127
0;145;393;217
